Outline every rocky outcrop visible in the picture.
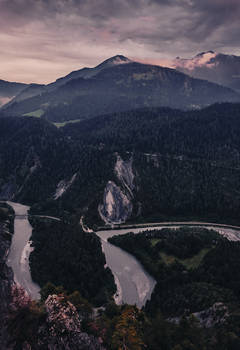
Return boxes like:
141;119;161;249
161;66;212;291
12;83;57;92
115;155;134;195
38;295;105;350
53;173;77;200
6;292;105;350
193;302;229;328
169;302;229;329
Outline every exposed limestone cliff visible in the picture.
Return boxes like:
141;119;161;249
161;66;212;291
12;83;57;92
99;181;132;225
53;173;77;200
99;155;135;225
115;155;134;195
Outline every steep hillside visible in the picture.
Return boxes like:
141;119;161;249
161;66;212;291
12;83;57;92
1;104;240;227
0;79;27;107
0;116;77;203
61;103;240;226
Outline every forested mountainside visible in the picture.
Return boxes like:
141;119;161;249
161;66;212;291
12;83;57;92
2;56;239;122
61;103;240;225
0;79;28;107
1;103;240;226
0;116;78;203
4;84;46;106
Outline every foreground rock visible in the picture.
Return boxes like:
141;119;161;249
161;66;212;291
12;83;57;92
7;293;105;350
37;295;105;350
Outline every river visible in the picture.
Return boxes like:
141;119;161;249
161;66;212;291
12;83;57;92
6;202;240;307
6;202;40;300
97;223;240;308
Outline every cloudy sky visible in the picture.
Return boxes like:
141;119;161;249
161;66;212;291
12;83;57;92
0;0;240;83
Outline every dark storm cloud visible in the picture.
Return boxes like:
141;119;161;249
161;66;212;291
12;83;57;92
0;0;239;83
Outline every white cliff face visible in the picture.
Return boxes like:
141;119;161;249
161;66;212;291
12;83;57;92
99;181;132;225
54;173;77;200
99;155;135;225
115;155;134;195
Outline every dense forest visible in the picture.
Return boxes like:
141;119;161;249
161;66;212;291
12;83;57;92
107;227;240;348
29;217;116;306
62;103;240;226
1;103;240;227
109;227;240;316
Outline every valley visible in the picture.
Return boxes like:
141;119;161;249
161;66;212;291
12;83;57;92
5;199;240;309
4;197;240;349
1;54;240;350
2;0;240;346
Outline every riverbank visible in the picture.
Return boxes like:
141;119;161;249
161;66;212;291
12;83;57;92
6;202;40;300
97;230;156;308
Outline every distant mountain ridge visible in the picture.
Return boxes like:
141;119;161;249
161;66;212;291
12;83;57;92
174;51;240;91
0;79;28;107
2;54;239;122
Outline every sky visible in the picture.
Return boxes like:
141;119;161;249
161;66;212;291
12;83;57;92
0;0;240;84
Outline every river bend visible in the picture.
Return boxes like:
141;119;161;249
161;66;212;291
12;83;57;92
6;202;240;307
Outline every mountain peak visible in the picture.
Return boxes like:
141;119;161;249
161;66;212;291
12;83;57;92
97;55;132;68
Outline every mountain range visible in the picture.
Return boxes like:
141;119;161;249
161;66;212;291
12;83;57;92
1;54;240;122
